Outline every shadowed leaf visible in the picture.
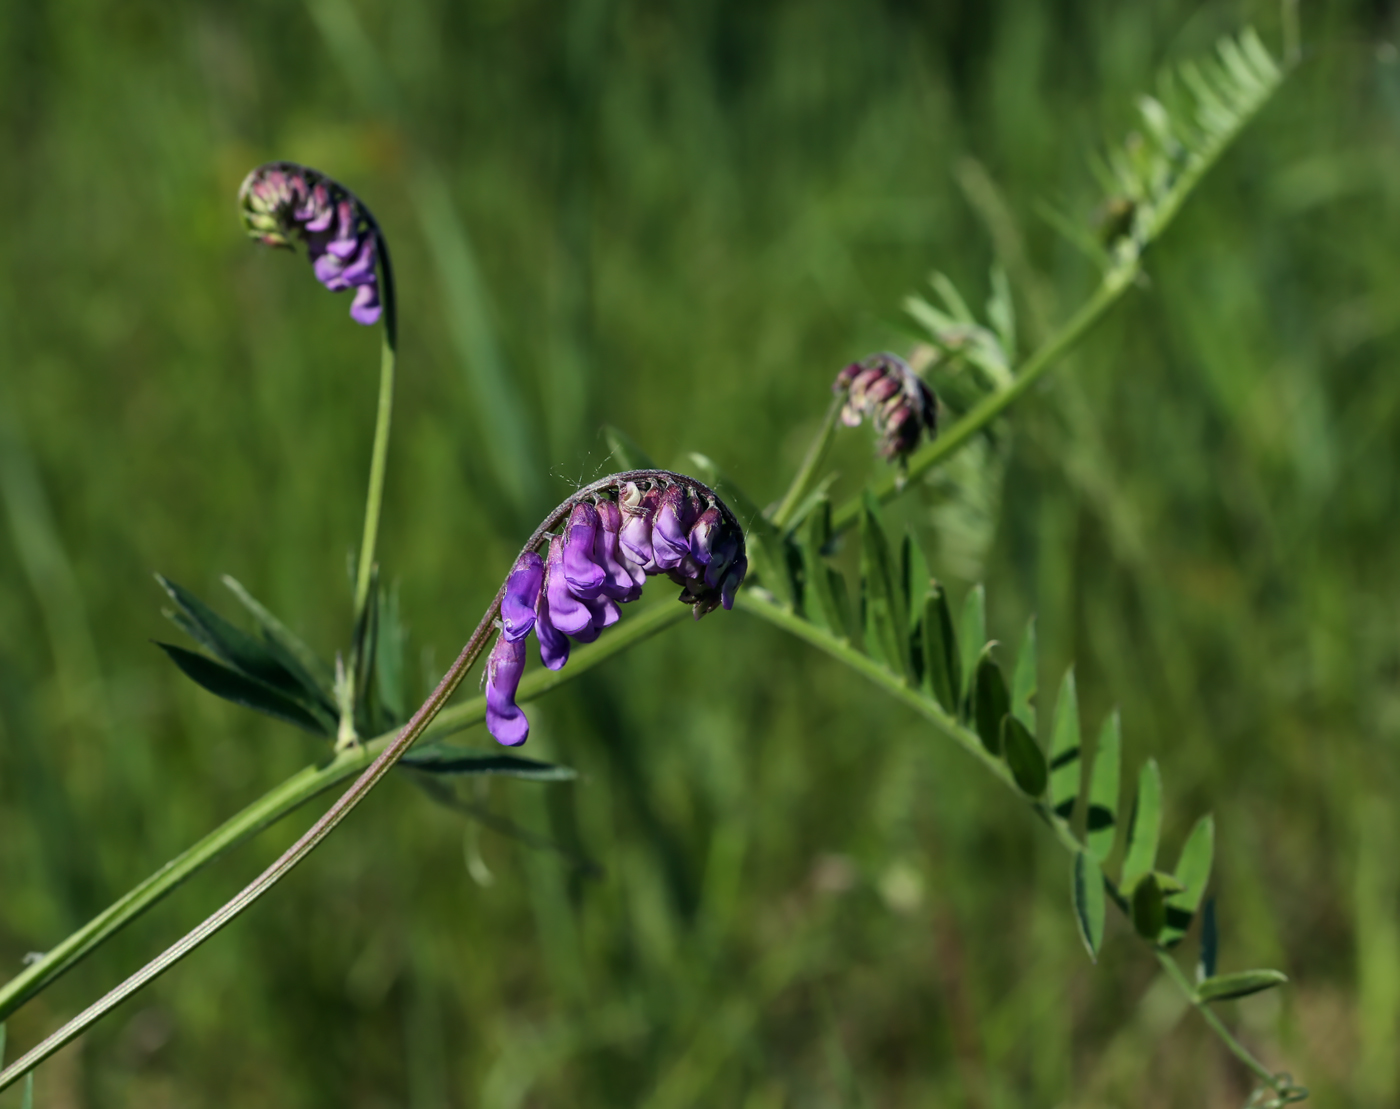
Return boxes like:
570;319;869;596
156;643;332;736
860;493;909;678
798;497;851;639
1011;616;1036;730
901;532;932;685
1004;713;1047;796
400;742;577;781
971;645;1009;755
222;575;334;693
1130;873;1166;941
920;582;960;715
1197;898;1219;982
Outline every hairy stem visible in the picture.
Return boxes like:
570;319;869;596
771;397;842;531
0;470;714;1091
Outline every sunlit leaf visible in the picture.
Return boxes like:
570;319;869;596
156;643;332;736
971;645;1009;755
1011;615;1036;731
1003;714;1047;796
1162;813;1214;946
1120;758;1163;892
1195;969;1288;1003
1049;668;1082;821
1072;850;1105;962
1086;711;1121;862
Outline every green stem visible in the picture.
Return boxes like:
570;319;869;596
1154;950;1280;1087
0;598;689;1027
831;264;1136;533
352;231;399;628
771;397;842;531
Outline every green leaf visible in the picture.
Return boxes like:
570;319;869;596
400;742;577;781
958;584;986;705
1003;714;1047;796
604;425;658;470
156;643;333;736
1130;872;1166;941
919;582;960;715
798;496;850;639
1086;711;1121;863
971;645;1009;755
859;492;910;679
1011;615;1036;730
1197;898;1219;981
1195;969;1288;1004
157;574;335;721
1120;758;1163;892
221;575;335;694
901;532;932;685
1162;814;1214;946
1071;850;1105;962
1048;668;1082;821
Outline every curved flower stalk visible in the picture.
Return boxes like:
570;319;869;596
0;470;746;1093
834;353;939;463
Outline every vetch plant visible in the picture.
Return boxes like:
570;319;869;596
0;26;1307;1106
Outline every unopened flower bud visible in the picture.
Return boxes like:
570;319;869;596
833;353;938;461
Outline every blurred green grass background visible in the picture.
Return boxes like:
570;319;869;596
1;0;1397;1105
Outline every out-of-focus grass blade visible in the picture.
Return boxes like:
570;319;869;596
971;645;1008;755
222;575;334;693
799;497;850;639
1003;714;1047;796
1086;711;1121;862
860;493;909;678
920;582;960;715
958;584;986;706
1162;813;1214;946
604;425;658;471
1120;758;1163;892
1195;969;1288;1003
1131;873;1166;941
1049;668;1082;821
155;643;333;736
1071;850;1105;962
1011;615;1036;730
1197;898;1219;982
400;742;577;781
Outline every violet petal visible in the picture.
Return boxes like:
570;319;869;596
485;633;529;746
501;551;544;642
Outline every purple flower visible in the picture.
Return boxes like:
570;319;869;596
483;475;750;746
833;353;937;461
239;162;384;327
484;632;529;746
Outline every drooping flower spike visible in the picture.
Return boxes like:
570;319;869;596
239;162;390;329
484;469;748;747
833;352;939;462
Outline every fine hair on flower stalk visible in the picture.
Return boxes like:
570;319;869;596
0;470;746;1094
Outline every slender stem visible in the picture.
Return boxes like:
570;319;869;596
352;231;399;628
0;470;721;1092
1154;950;1280;1086
771;397;842;531
830;265;1136;534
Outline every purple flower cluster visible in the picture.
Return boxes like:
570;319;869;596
239;162;383;326
834;353;938;461
484;478;747;746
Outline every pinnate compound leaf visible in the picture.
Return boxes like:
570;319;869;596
958;585;986;706
604;425;658;470
1003;714;1047;796
1120;758;1163;892
860;493;910;678
400;742;577;781
156;643;332;735
1162;813;1214;946
158;574;335;720
1071;850;1105;962
1130;873;1166;941
1086;712;1122;862
1011;616;1036;730
1195;969;1288;1004
1049;668;1082;821
920;582;960;715
971;645;1009;755
222;575;334;693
